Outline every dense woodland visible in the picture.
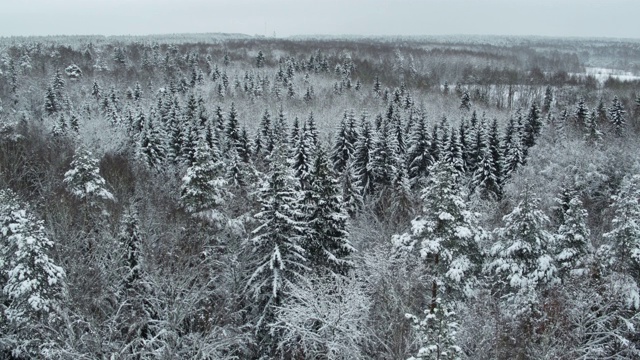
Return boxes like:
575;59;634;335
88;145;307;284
0;34;640;359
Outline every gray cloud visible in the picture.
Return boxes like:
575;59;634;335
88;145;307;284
0;0;638;39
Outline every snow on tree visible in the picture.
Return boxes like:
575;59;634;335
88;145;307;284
353;115;375;196
226;102;241;151
340;160;363;217
603;174;640;292
303;147;354;276
370;118;398;188
393;161;484;303
553;186;591;278
486;187;558;315
246;149;308;339
272;275;370;359
305;111;319;148
608;96;626;137
459;90;471;111
471;121;501;200
584;110;603;144
44;86;59;115
502;119;525;179
574;97;589;126
137;109;167;170
64;146;115;203
0;189;67;358
180;140;229;215
407;113;433;187
407;298;462;360
522;102;542;151
331;111;355;174
292;122;314;189
542;86;553;113
443;127;465;176
118;203;143;288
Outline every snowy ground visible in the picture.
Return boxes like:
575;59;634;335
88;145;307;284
570;67;640;83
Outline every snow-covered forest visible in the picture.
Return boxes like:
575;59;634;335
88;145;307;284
0;34;639;359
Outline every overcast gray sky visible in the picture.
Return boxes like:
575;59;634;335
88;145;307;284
0;0;638;39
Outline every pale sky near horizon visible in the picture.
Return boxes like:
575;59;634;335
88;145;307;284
0;0;638;39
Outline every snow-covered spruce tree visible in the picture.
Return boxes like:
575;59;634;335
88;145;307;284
459;90;471;111
603;174;640;284
471;122;501;200
522;102;542;150
341;160;363;217
180;140;229;216
407;113;433;188
584;110;603;144
353;115;375;196
392;161;484;305
370;117;398;188
574;97;589;127
486;187;558;315
554;186;591;279
406;298;462;360
331;111;354;174
137;109;167;171
118;203;144;289
246;147;307;347
502;122;525;180
64;146;115;205
608;96;626;137
542;86;553;113
0;190;67;358
303;147;354;277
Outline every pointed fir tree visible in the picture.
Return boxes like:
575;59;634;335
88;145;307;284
602;174;640;281
226;102;241;150
290;116;301;149
522;102;542;150
305;111;319;148
389;162;415;223
137;110;167;171
407;113;433;187
353;116;375;196
393;161;483;302
460;90;471;110
502;122;525;180
574;97;589;127
303;147;355;276
64;147;115;203
44;86;58;115
259;109;274;156
488;118;503;190
118;202;143;289
180;140;229;215
331;112;355;174
407;298;463;360
608;96;626;137
370;118;397;188
487;187;558;312
225;146;251;189
596;99;608;124
584;110;603;144
444;127;465;176
542;86;553;113
293;123;314;190
246;149;307;335
0;190;67;358
341;160;363;217
238;126;252;163
554;186;590;279
273;106;290;150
